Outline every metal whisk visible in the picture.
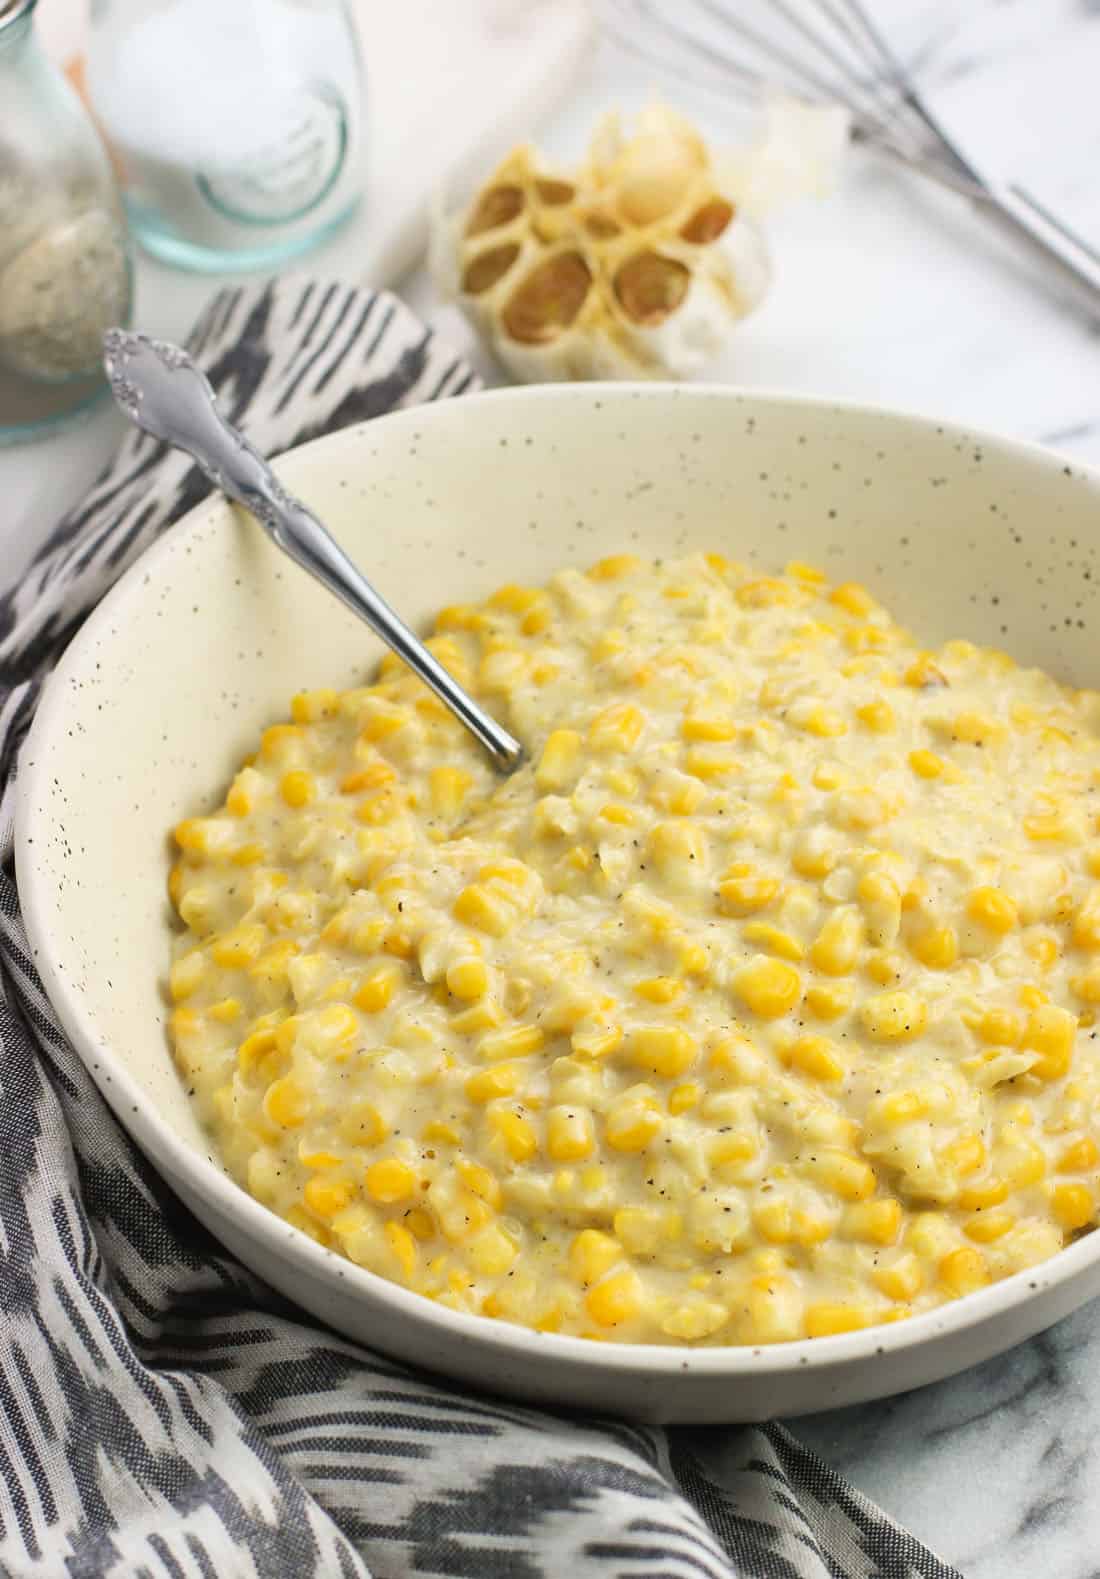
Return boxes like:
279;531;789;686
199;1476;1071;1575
600;0;1100;323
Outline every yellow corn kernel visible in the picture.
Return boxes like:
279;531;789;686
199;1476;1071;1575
718;865;780;916
290;688;338;724
569;1229;621;1284
167;862;184;907
373;1224;417;1285
682;712;738;744
668;1081;701;1115
805;982;854;1021
1058;1137;1100;1172
964;1212;1016;1243
650;819;706;878
465;1063;521;1103
998;1138;1047;1188
938;1247;990;1297
303;1176;354;1221
683;746;740;781
237;1026;278;1075
908;749;944;780
168;951;206;1002
746;1273;803;1343
589;553;640;581
805;1149;876;1201
478;1024;544;1061
1023;1004;1077;1080
428;765;473;819
489;1107;539;1162
605;1098;662;1154
753;1199;794;1244
571;1019;623;1059
957;1177;1010;1210
965;1006;1021;1046
211;924;267;969
339;1101;388;1147
451;998;506;1034
208;997;242;1024
263;1076;309;1129
809;908;863;976
453;883;511;937
469;1223;518;1277
456;1158;503;1209
446;957;489;1001
734;956;801;1020
805;1303;870;1338
865;949;904;986
787;1033;846;1084
831;581;875;616
354;961;402;1014
709;1132;759;1178
1019;985;1047;1010
628;1025;697;1078
585;1267;641;1327
941;1132;986;1177
855;698;895;733
736;576;797;609
422;1119;460;1147
904;653;948;689
312;1003;358;1053
225;777;253;817
588;702;644;754
910;924;959;970
859;990;927;1042
966;886;1019;934
1027;934;1060;970
547;1106;595;1162
365;1158;417;1203
847;1198;903;1245
741;923;805;962
799;704;848;738
279;770;315;809
872;1253;922;1301
1049;1181;1095;1231
259;723;304;763
402;1208;434;1243
599;802;638;828
1073;890;1100;951
951;711;1004;746
633;976;683;1005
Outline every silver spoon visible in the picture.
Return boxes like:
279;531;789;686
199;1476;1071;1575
101;329;525;774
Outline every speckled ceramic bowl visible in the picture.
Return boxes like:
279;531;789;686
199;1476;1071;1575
16;385;1100;1423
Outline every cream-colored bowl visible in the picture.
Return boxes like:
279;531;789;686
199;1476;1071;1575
17;385;1100;1423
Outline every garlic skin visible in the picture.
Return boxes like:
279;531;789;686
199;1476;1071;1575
433;103;844;383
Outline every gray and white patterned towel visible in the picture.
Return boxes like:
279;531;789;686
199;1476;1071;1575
0;276;962;1579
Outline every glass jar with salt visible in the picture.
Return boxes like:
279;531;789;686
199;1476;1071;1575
87;0;365;273
0;0;132;444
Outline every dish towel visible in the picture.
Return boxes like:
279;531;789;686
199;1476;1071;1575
0;277;962;1579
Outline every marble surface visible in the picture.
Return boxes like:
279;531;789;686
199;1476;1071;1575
5;3;1100;1574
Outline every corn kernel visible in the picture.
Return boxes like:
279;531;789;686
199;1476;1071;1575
734;956;801;1020
263;1076;309;1128
746;1273;803;1342
846;1198;903;1245
354;961;401;1014
682;713;737;742
939;1247;990;1296
339;1101;388;1147
588;702;645;754
628;1025;697;1078
489;1107;538;1162
291;688;338;724
904;653;948;689
585;1267;641;1327
957;1177;1010;1210
964;1212;1016;1243
569;1229;621;1284
1073;890;1100;951
941;1132;986;1177
860;990;927;1042
872;1253;922;1301
479;1024;544;1061
589;553;640;581
547;1106;595;1162
1024;1004;1077;1080
831;582;876;616
468;1223;518;1277
805;982;853;1021
909;749;944;780
466;1063;521;1104
633;976;683;1004
788;1034;846;1083
718;865;781;916
1058;1137;1100;1172
571;1019;623;1059
909;924;958;971
365;1158;417;1203
605;1098;663;1153
966;886;1019;934
211;924;267;969
805;1303;870;1337
303;1176;354;1221
453;883;512;937
805;1149;876;1201
741;923;805;962
856;699;895;733
208;997;242;1023
456;1157;503;1208
809;908;863;976
1049;1182;1095;1230
168;951;206;1002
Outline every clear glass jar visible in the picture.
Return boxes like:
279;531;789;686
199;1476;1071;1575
87;0;366;274
0;0;133;445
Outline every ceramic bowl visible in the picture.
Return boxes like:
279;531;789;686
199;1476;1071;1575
17;385;1100;1423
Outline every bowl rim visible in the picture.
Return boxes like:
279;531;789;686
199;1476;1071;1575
16;379;1100;1383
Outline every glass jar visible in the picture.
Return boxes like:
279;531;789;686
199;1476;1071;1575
87;0;366;274
0;0;133;445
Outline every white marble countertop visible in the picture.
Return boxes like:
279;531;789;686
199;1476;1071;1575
5;4;1100;1574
